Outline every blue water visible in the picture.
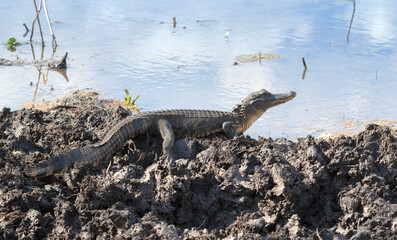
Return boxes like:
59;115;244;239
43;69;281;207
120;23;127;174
1;0;396;138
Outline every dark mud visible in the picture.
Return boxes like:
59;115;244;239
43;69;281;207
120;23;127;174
1;91;396;239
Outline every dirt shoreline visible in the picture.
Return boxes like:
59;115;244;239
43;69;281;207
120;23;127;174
1;91;396;239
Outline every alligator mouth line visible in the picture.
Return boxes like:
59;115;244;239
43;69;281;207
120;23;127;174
274;91;297;103
258;91;296;109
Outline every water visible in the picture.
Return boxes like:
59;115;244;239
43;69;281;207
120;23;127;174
1;0;396;139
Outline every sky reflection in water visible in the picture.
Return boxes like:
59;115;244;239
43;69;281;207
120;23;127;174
0;0;396;138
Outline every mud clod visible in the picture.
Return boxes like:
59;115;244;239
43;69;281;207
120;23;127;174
1;92;396;239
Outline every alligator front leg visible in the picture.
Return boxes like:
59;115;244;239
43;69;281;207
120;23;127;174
222;121;238;138
157;119;175;158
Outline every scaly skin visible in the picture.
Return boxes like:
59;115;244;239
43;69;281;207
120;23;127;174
24;89;296;177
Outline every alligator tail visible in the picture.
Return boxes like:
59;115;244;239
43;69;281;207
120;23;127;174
24;116;150;177
24;148;82;177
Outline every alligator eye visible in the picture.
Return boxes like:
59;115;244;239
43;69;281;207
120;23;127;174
259;89;271;97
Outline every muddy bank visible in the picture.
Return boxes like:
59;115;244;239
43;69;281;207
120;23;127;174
0;91;396;239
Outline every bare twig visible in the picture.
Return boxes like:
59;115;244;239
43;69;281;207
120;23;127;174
32;0;45;47
315;228;323;240
106;159;113;173
42;0;57;47
302;57;307;69
197;219;207;229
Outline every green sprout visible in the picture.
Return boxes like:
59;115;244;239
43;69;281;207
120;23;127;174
6;37;20;52
123;88;141;113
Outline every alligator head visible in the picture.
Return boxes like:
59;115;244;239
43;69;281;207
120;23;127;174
232;89;296;133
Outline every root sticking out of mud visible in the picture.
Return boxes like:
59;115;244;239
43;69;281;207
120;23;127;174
1;91;396;239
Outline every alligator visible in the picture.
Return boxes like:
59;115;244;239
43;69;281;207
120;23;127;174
24;89;296;177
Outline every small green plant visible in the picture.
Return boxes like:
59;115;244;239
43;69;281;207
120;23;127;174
123;88;141;113
6;37;20;52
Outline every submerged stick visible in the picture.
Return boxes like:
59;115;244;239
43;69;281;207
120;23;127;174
302;68;307;80
23;23;30;37
23;23;30;32
302;57;307;69
347;1;356;41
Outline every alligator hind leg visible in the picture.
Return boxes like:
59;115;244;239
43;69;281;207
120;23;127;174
157;119;175;159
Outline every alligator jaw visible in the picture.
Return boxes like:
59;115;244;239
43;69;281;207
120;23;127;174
269;91;296;108
253;90;296;110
